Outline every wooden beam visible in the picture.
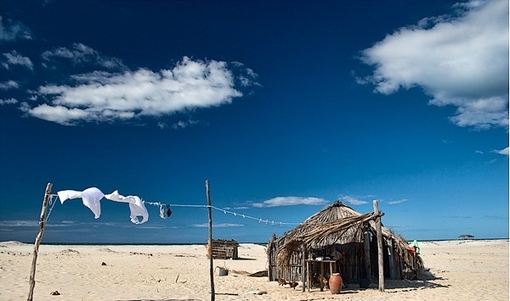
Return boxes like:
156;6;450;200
27;182;53;301
373;200;384;292
205;180;215;301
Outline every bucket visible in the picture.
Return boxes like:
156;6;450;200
218;268;228;276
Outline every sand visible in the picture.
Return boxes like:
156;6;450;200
0;239;508;301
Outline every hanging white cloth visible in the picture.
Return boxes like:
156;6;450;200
57;187;104;219
104;190;149;224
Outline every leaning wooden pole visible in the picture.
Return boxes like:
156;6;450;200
27;182;53;301
373;200;384;292
205;180;215;301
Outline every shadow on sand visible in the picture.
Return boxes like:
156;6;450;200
338;268;449;294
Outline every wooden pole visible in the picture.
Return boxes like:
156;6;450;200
301;246;306;292
27;182;53;301
363;228;371;281
387;240;395;279
373;200;384;292
205;180;215;301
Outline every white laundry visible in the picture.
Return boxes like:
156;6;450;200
57;187;104;219
104;190;149;224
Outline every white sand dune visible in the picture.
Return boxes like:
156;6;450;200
0;240;507;300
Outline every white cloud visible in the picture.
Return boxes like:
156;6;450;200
24;56;255;125
338;195;368;206
223;206;250;210
2;50;33;70
172;119;199;129
493;147;509;156
0;16;32;41
387;199;409;205
25;103;91;124
0;220;39;227
193;223;244;228
252;196;327;208
0;98;18;105
448;215;472;219
41;43;127;70
359;0;508;129
0;80;19;90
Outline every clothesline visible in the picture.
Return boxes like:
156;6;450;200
210;206;300;226
46;195;59;221
144;201;208;208
48;191;300;227
144;201;300;226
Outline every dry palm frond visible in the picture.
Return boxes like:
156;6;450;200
274;201;410;267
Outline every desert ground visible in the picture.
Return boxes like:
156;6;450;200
0;239;508;301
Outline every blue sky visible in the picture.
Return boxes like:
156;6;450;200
0;0;508;244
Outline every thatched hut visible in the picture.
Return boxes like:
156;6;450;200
207;239;239;259
458;234;475;240
267;201;422;289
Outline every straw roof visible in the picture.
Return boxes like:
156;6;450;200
275;201;407;267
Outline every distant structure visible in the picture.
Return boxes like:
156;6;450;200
207;239;239;259
458;234;475;240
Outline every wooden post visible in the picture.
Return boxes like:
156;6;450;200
373;200;384;292
27;182;53;301
387;239;395;279
301;246;306;292
205;180;215;301
363;229;371;281
307;260;311;293
267;236;274;281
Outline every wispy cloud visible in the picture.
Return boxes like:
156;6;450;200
0;16;32;41
0;80;19;90
359;0;508;129
252;196;327;208
493;147;509;156
223;206;250;210
23;56;257;126
387;199;409;205
0;98;18;105
123;225;167;230
338;195;368;205
41;43;127;70
448;215;472;219
483;214;507;220
193;223;244;228
171;119;200;130
0;220;40;228
0;220;91;228
2;50;33;70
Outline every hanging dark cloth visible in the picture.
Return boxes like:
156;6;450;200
160;204;172;219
